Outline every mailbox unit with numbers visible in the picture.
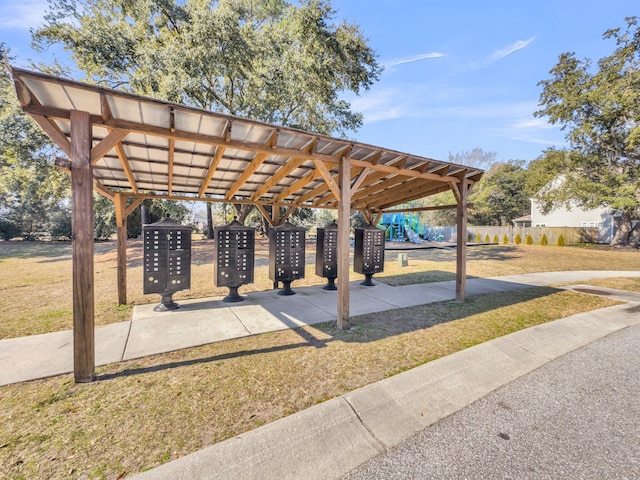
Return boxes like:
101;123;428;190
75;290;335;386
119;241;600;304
213;220;255;302
269;222;306;295
143;216;192;310
354;224;385;286
315;220;338;290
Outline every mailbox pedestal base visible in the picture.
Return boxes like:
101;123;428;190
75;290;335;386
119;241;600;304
154;293;180;311
323;277;337;290
361;273;375;286
224;286;245;303
278;280;296;296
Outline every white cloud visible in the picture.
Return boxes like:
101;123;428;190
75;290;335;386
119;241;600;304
382;52;445;69
512;117;555;130
488;37;535;63
0;2;48;30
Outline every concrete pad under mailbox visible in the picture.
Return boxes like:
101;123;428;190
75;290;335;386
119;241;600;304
230;297;335;334
131;396;385;480
124;308;249;360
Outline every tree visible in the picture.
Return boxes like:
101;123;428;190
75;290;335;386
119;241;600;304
34;0;382;226
0;45;70;240
468;160;530;226
535;17;640;246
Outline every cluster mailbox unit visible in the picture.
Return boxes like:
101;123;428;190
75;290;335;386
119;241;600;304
143;216;192;310
354;224;385;286
214;220;256;302
269;222;306;295
315;220;338;290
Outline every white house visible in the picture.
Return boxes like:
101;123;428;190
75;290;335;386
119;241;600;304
529;176;618;242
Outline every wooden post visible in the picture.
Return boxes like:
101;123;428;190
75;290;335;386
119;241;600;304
452;179;472;302
337;156;351;329
114;193;127;306
70;110;95;383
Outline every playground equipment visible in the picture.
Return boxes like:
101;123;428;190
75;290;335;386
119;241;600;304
377;204;446;244
378;204;425;243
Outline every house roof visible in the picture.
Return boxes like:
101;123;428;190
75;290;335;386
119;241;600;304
11;67;484;212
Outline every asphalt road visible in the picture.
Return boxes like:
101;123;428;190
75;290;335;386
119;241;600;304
343;322;640;479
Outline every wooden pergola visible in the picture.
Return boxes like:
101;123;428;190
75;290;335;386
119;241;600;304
11;67;483;383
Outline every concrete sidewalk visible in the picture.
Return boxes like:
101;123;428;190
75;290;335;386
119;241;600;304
0;270;639;386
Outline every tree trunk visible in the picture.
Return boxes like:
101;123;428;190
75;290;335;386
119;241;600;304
611;210;634;246
233;204;255;225
206;203;214;239
140;204;149;226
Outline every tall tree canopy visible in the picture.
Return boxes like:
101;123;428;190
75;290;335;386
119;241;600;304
34;0;381;136
535;16;640;245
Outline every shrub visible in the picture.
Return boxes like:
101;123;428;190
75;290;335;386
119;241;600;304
540;233;548;246
0;219;21;241
475;233;482;243
484;234;490;243
526;234;534;245
557;234;566;246
502;234;508;244
515;233;522;245
493;234;499;243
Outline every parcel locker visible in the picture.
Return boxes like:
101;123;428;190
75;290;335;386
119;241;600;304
269;222;306;295
143;216;192;310
214;220;255;302
354;224;385;286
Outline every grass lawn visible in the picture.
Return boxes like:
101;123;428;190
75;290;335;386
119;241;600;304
0;239;638;479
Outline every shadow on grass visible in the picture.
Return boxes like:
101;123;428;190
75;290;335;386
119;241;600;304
95;285;561;382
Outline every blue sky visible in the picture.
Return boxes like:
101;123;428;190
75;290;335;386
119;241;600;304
1;0;638;163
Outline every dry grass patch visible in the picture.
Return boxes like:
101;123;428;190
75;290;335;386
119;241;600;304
0;288;618;480
573;276;640;293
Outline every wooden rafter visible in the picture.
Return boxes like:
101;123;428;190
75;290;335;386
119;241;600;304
255;204;274;227
198;146;226;198
31;115;71;156
115;143;138;194
91;128;129;165
313;159;340;201
226;152;268;200
273;169;322;203
22;103;462;185
350;167;372;197
375;183;453;211
251;157;308;201
168;139;175;196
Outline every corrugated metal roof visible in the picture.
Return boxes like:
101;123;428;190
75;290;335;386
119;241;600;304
11;67;484;212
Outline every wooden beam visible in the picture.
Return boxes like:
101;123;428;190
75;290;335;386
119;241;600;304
380;203;471;213
168;138;175;196
374;183;454;211
31;115;71;156
125;197;146;216
226;152;267;199
277;206;294;226
273;168;322;203
255;204;274;227
93;179;115;200
70;110;95;383
22;103;465;184
115;143;138;194
114;193;128;305
451;179;473;302
337;155;351;330
91;128;129;164
350;167;371;198
251;157;307;201
313;159;341;200
198;146;226;198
